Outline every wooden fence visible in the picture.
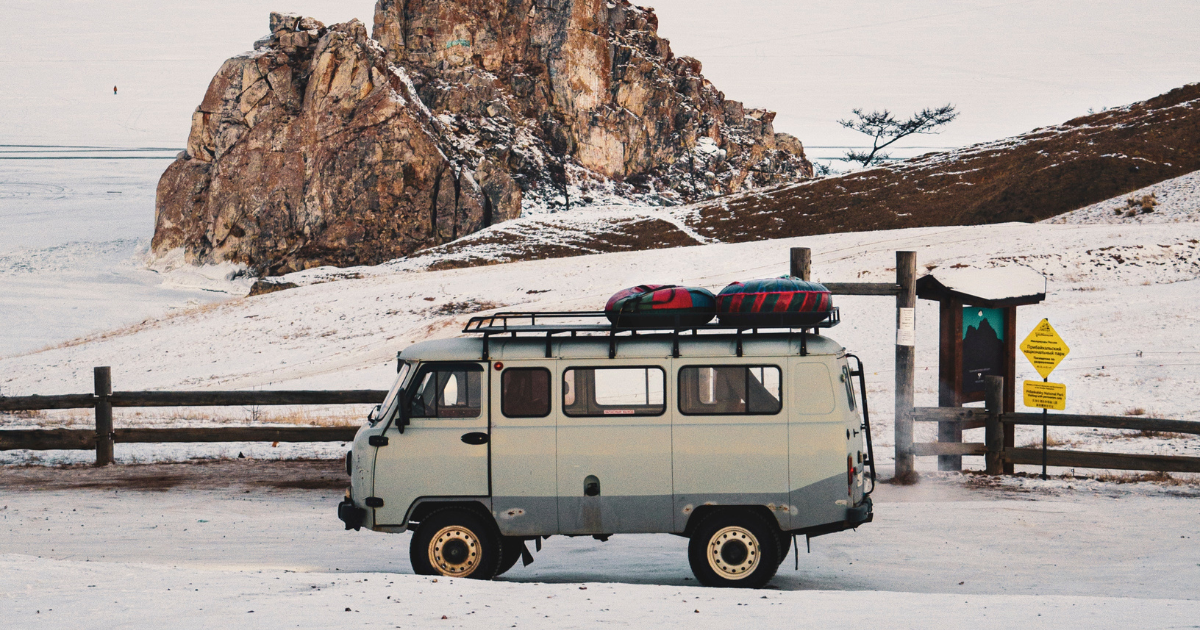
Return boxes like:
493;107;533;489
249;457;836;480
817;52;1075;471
909;376;1200;475
0;366;386;465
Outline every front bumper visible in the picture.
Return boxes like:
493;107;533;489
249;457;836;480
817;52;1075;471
338;497;366;531
846;496;873;527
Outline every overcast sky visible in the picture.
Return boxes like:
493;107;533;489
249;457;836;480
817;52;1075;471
3;0;1198;160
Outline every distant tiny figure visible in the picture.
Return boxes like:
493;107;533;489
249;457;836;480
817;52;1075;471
113;85;118;95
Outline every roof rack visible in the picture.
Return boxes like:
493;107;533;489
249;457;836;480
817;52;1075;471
461;309;839;361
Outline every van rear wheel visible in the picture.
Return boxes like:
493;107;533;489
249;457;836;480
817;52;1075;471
688;511;781;588
410;508;502;579
495;536;524;577
777;531;791;567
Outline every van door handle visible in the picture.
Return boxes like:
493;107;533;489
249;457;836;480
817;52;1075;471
461;432;489;445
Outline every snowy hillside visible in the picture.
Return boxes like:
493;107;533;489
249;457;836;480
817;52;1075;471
1045;169;1200;225
4;221;1199;470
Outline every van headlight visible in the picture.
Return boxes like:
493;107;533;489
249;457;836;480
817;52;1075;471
345;451;353;477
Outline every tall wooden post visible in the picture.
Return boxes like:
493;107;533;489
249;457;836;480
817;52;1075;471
94;366;113;466
984;375;1004;475
1003;306;1017;474
790;247;811;281
938;298;964;471
894;251;917;480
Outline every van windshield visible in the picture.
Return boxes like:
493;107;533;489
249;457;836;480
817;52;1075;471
373;362;412;425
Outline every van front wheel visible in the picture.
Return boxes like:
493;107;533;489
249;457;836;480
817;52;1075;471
688;511;781;588
410;508;502;580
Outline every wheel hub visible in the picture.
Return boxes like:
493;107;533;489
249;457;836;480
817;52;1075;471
720;540;749;566
429;526;481;577
707;526;760;579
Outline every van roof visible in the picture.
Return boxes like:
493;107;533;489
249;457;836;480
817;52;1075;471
399;333;845;362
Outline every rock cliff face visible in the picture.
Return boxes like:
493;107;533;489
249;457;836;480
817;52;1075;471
154;1;812;274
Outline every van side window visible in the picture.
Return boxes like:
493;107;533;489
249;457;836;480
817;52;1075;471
409;369;482;419
678;366;782;415
562;367;666;417
501;368;551;418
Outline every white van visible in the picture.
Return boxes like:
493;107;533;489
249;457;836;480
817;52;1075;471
339;311;875;588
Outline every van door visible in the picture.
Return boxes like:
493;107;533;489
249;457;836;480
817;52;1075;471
490;361;560;536
557;362;674;534
673;361;790;531
371;362;490;527
787;357;846;531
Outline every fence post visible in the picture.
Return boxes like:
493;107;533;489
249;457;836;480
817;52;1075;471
894;251;917;481
790;247;811;281
985;375;1004;475
94;366;113;466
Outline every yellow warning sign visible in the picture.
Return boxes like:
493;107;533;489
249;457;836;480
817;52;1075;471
1020;319;1070;378
1024;380;1066;410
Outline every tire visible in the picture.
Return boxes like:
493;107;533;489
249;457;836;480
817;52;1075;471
409;508;503;580
687;510;781;588
495;536;524;577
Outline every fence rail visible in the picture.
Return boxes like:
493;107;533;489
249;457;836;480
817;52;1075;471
0;427;362;451
0;366;385;464
1004;412;1200;435
912;407;987;430
0;394;99;412
823;282;901;296
0;390;386;411
908;376;1200;475
1004;448;1200;474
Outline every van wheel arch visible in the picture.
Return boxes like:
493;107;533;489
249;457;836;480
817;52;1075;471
683;505;781;539
406;499;495;531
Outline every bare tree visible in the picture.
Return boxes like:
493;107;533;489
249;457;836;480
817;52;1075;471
839;104;958;167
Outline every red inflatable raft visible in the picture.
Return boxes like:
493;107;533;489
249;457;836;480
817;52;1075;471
716;277;833;327
605;285;716;328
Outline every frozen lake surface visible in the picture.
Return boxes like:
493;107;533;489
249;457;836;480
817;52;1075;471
0;156;245;357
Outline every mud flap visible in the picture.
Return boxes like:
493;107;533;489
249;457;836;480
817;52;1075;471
520;540;535;567
337;498;365;531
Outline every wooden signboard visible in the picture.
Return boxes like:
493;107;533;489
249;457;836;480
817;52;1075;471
962;307;1007;397
917;269;1046;472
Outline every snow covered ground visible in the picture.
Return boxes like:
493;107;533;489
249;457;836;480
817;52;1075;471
1045;169;1200;226
2;479;1197;628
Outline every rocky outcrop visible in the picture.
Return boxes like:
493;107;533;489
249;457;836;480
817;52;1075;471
154;16;504;273
155;2;812;274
